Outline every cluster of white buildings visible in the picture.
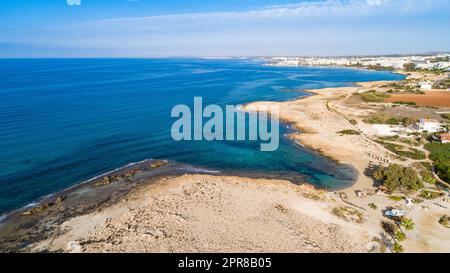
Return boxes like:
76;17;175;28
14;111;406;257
372;118;446;138
269;54;450;71
413;118;443;133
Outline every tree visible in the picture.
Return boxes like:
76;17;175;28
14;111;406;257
394;231;406;242
424;143;450;183
400;217;415;231
392;242;404;253
373;164;423;193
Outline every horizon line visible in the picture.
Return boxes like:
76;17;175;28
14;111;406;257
1;51;450;60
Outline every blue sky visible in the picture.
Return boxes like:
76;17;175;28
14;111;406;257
1;0;450;57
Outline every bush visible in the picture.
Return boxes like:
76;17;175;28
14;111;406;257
420;170;436;184
389;196;404;201
392;243;404;253
364;115;386;124
332;206;365;224
366;64;395;71
424;143;450;183
376;141;426;160
385;117;400;125
400;217;415;231
420;190;444;200
420;161;433;171
395;231;406;242
394;101;417;106
364;114;415;126
338;130;360;135
439;215;450;228
373;164;424;194
360;91;391;103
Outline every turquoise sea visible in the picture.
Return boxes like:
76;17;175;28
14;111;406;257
0;58;404;214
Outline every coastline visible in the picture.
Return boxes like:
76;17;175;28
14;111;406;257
243;79;401;191
0;157;346;252
0;69;404;252
2;67;449;253
29;174;371;253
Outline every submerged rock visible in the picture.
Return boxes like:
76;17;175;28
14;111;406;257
55;195;66;204
22;204;50;216
21;195;66;216
94;175;119;186
149;160;169;169
125;170;139;177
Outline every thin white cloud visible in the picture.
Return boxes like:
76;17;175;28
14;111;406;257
2;0;449;56
366;0;384;6
55;0;444;34
66;0;81;6
89;0;442;24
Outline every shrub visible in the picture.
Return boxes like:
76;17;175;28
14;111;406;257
376;141;426;160
338;129;360;135
385;117;401;125
394;101;417;106
364;114;415;126
439;215;450;228
368;203;377;210
420;190;444;200
395;231;406;242
364;115;386;124
392;243;404;253
360;91;391;103
332;206;365;224
412;161;433;172
373;164;424;194
424;143;450;183
400;217;415;231
389;196;404;202
420;170;436;184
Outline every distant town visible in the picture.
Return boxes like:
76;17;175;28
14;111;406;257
268;53;450;73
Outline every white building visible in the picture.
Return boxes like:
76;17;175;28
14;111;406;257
414;118;442;132
419;82;433;91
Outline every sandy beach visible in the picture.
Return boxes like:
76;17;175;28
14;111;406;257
31;175;369;253
244;81;398;192
2;72;450;253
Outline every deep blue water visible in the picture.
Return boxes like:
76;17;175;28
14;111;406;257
0;58;404;214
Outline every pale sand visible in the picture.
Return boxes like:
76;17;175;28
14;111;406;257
244;81;398;192
31;175;370;253
241;77;450;253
